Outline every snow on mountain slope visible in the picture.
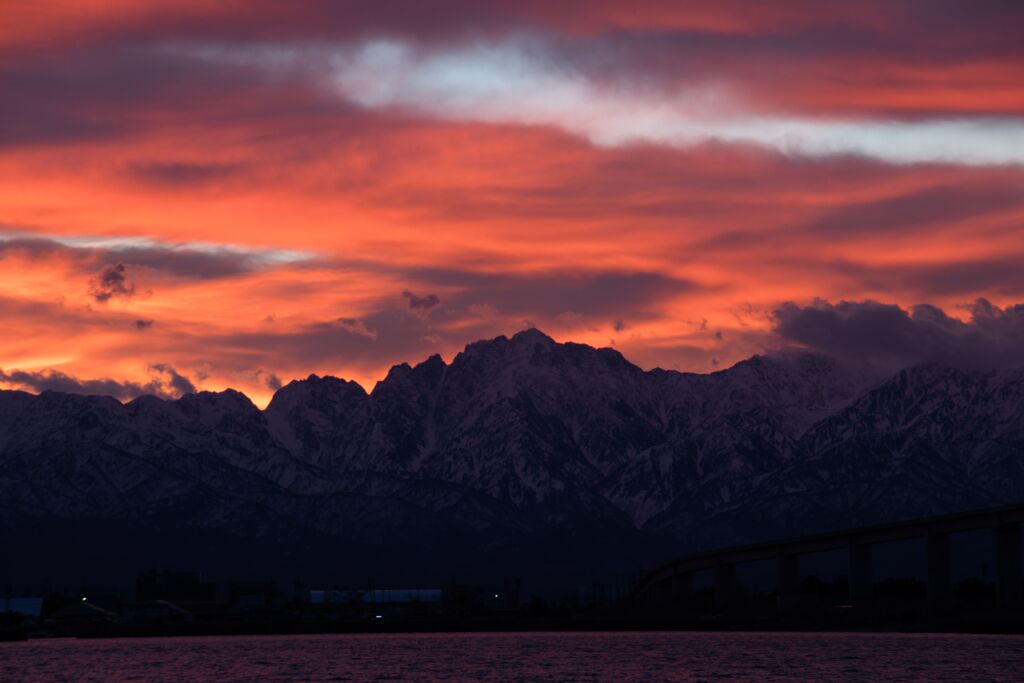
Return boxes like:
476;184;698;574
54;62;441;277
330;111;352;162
1;329;1022;566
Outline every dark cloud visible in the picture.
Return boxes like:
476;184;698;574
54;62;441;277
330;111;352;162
0;32;416;150
111;246;272;279
335;317;378;339
613;319;628;332
207;308;443;374
135;319;155;330
0;364;196;401
902;258;1024;298
823;255;1024;300
563;7;1024;100
0;234;301;280
125;161;247;186
148;363;197;395
402;290;441;313
90;263;135;303
0;40;281;148
256;368;284;389
693;177;1024;257
772;298;1024;371
16;1;1024;66
413;268;698;320
801;184;1024;239
0;98;115;148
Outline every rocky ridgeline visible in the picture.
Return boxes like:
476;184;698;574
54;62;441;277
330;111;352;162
2;329;1023;578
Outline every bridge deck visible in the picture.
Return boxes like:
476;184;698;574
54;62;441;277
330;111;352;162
640;503;1024;590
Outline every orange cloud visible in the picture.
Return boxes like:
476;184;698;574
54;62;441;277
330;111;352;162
2;1;1024;405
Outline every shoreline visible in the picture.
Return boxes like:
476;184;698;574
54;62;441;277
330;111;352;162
9;615;1024;642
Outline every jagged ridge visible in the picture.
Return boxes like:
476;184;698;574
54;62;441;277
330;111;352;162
2;329;1023;582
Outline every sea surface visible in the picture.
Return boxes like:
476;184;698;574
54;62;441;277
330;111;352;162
2;631;1023;682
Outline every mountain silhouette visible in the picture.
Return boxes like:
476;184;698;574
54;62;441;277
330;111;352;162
2;329;1023;591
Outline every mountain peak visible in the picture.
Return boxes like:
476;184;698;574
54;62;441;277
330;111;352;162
510;327;555;344
175;388;258;414
267;373;367;407
5;331;1024;588
418;353;446;368
455;327;554;363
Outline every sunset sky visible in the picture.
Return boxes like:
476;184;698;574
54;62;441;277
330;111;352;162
2;1;1024;405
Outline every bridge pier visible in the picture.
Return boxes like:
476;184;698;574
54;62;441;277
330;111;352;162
995;523;1022;610
777;553;801;612
715;562;736;611
848;541;872;606
671;569;693;605
636;505;1024;617
927;531;952;606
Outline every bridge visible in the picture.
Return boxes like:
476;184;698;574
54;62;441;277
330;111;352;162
634;503;1024;611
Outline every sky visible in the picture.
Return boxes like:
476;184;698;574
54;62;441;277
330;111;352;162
2;0;1024;406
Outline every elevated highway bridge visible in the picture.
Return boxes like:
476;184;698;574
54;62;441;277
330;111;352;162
634;503;1024;611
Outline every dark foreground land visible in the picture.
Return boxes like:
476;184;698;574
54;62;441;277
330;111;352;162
6;584;1024;642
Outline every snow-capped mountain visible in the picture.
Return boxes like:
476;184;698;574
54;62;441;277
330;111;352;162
1;329;1022;586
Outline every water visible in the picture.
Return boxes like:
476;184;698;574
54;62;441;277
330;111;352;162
2;631;1023;681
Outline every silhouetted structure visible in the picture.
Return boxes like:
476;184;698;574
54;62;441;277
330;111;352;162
229;581;281;609
136;569;216;605
123;600;194;626
310;589;442;605
636;503;1024;613
1;597;42;621
52;599;118;634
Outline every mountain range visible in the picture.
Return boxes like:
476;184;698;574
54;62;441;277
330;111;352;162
2;328;1023;591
